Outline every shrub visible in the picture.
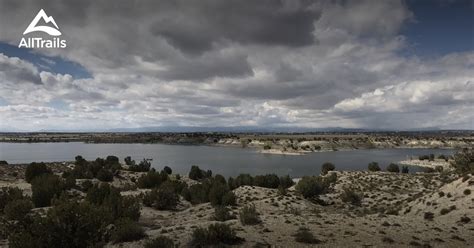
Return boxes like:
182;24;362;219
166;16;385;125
0;187;25;211
137;170;168;189
81;180;94;192
143;187;178;210
129;159;151;172
189;165;211;180
25;162;51;183
424;212;434;220
294;227;320;244
124;156;134;166
440;208;450;215
254;174;280;188
386;163;400;173
86;183;140;221
4;199;33;221
464;189;471;195
144;236;175;248
214;206;234;221
452;148;474;174
368;162;381;172
221;191;237;206
0;160;8;165
401;166;409;174
239;204;260;225
460;216;471;224
435;166;444;172
96;168;114;182
209;181;232;206
229;174;254;189
31;174;65;207
163;166;172;175
279;175;294;188
295;176;329;198
191;223;243;246
186;183;210;204
6;199;113;248
111;218;146;243
340;188;362;206
321;162;335;175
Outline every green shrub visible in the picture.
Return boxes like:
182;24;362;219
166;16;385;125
144;236;175;248
279;175;294;188
401;166;409;174
221;191;236;206
111;218;146;243
209;181;231;206
137;170;168;189
424;212;434;220
239;204;260;225
96;168;114;182
86;183;140;221
81;180;93;192
340;188;362;206
214;206;235;221
186;183;210;204
191;223;243;246
31;174;65;207
464;189;471;195
254;174;280;188
386;163;400;173
0;187;25;211
143;187;178;210
294;227;320;244
4;199;33;221
163;166;172;175
368;162;381;172
129;159;151;172
25;162;51;183
0;160;8;165
124;156;134;166
295;176;329;198
7;199;113;248
189;165;211;180
452;148;473;174
229;174;253;189
321;162;335;175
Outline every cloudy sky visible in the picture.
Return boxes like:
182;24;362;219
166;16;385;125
0;0;473;131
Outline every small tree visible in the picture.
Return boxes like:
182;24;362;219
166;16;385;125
143;187;178;210
401;166;409;174
295;176;329;198
163;166;172;175
368;162;381;172
321;162;335;175
25;162;51;183
386;163;400;173
31;174;64;207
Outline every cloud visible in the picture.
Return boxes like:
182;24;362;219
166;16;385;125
0;0;472;130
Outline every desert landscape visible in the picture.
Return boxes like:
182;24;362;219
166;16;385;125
0;148;472;247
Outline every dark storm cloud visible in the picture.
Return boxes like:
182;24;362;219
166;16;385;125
150;0;320;54
159;52;253;81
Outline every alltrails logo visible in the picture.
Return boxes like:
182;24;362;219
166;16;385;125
19;9;67;48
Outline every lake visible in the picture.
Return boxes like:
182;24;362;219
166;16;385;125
0;142;455;177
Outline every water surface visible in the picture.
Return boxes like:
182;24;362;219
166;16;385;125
0;142;455;177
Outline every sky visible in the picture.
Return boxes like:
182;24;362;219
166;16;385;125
0;0;472;131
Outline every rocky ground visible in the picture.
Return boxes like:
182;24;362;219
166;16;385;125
0;163;473;247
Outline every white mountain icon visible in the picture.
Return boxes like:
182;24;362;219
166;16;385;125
23;9;61;36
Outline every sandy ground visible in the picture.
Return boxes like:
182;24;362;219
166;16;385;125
1;164;473;247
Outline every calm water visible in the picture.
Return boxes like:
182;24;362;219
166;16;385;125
0;142;455;177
